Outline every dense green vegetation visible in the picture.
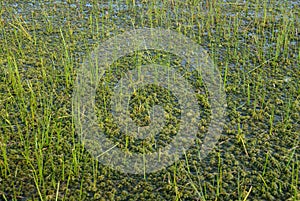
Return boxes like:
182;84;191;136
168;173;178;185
0;0;299;200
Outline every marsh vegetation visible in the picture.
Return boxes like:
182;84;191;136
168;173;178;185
0;0;299;200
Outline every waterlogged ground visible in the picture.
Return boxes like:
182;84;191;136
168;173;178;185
0;0;299;200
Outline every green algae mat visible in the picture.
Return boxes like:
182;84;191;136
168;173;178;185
0;0;299;200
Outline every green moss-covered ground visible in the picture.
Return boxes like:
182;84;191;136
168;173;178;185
0;0;299;200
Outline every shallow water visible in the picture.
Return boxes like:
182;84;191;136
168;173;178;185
0;0;299;200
